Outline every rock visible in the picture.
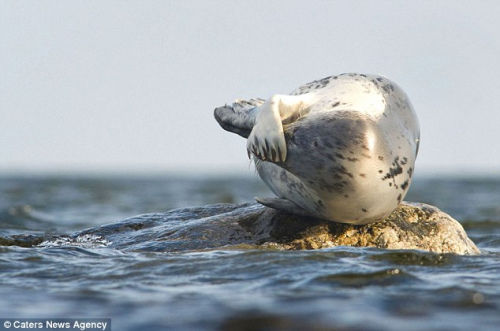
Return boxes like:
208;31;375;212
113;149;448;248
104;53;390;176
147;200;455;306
8;201;478;255
76;201;479;255
243;202;480;255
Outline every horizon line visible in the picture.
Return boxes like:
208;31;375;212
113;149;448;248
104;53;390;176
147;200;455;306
0;165;498;178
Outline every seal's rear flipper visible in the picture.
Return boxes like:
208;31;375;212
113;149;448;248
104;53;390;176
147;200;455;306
214;98;265;138
255;197;312;217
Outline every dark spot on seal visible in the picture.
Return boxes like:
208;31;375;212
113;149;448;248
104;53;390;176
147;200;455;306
378;170;383;173
389;182;392;187
382;157;403;181
397;194;402;203
401;157;408;165
331;101;340;108
292;76;332;95
347;157;359;162
362;208;367;213
344;194;349;198
335;153;345;160
360;74;367;77
313;141;318;147
334;165;354;178
401;180;409;190
407;167;413;178
378;156;384;161
359;173;366;178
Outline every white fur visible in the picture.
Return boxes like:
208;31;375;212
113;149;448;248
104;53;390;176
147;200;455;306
246;75;388;162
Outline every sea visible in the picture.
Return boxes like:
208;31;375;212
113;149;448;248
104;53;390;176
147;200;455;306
0;173;499;330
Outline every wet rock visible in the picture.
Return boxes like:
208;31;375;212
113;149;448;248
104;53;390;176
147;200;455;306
4;201;478;255
76;201;479;255
245;202;480;255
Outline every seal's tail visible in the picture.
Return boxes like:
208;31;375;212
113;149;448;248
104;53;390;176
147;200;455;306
214;98;265;138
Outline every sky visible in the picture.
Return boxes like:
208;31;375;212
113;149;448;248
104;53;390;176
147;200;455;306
1;1;499;175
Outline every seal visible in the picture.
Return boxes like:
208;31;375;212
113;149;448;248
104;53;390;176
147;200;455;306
214;73;420;224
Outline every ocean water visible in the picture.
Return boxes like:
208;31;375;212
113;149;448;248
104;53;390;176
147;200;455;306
0;174;499;330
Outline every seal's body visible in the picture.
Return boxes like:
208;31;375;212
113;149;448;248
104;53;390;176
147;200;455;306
215;73;419;224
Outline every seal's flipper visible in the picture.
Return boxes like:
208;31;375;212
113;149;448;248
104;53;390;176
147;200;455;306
255;197;312;217
214;98;265;138
246;94;314;163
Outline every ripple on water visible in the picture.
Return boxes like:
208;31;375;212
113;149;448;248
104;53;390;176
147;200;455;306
311;268;417;288
368;249;461;266
0;176;499;330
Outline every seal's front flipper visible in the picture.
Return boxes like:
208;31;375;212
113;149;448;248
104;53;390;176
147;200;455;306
246;94;313;163
255;197;312;217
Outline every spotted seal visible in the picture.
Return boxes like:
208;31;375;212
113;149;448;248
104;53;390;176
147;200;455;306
214;73;420;224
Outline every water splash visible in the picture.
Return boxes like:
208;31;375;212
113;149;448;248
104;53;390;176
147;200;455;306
37;234;111;248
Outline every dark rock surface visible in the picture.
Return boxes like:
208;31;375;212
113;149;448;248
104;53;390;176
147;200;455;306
75;201;480;255
1;201;479;255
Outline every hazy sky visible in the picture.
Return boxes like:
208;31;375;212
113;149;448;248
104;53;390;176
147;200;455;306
1;1;499;174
